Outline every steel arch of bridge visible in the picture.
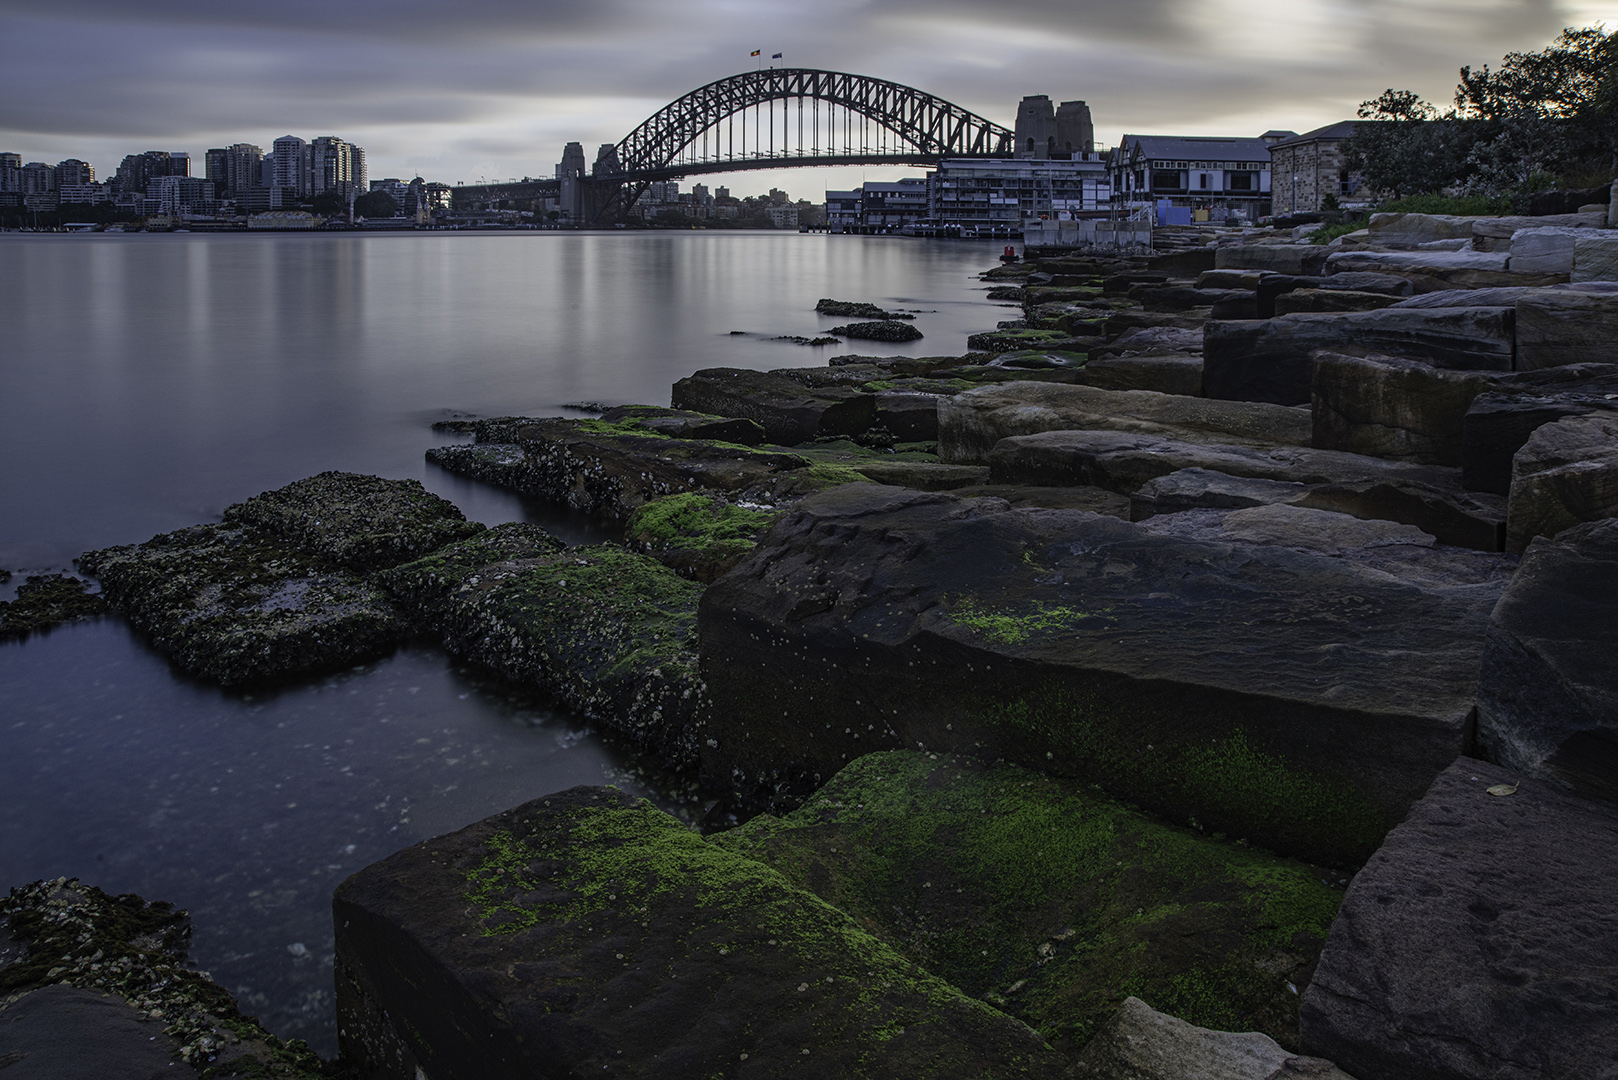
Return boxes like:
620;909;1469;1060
586;68;1014;222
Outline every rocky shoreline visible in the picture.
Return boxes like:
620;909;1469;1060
6;214;1617;1078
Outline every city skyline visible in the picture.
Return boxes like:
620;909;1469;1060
3;0;1617;197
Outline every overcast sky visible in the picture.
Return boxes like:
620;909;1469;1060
3;0;1615;197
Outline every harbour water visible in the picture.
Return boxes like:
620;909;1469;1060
0;230;1009;1052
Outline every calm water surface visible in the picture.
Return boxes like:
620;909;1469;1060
0;231;1008;1051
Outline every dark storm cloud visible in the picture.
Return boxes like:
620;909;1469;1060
0;0;1598;181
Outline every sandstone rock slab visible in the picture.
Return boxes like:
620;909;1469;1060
1366;212;1477;246
1477;518;1618;801
699;484;1502;864
597;404;766;444
1310;353;1504;465
1300;759;1618;1080
938;382;1311;465
1204;308;1514;407
1572;233;1618;282
1505;412;1618;552
333;786;1072;1080
1072;997;1292;1080
1460;363;1618;494
672;367;878;444
1214;245;1328;276
1273;290;1400;315
1325;250;1560;291
1504;226;1587;274
1515;286;1618;369
1075;355;1204;396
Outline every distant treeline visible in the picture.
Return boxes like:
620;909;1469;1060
1347;26;1618;207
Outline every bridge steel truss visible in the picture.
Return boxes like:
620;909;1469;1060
587;68;1015;224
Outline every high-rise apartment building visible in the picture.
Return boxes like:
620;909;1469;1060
205;148;230;195
114;151;189;194
272;136;311;197
311;136;359;196
0;153;20;193
21;162;55;194
226;144;264;195
54;159;94;186
350;146;366;192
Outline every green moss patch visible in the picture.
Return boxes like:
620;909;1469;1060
715;751;1342;1054
626;493;777;582
376;522;565;616
946;596;1107;644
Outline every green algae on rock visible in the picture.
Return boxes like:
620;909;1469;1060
429;544;706;767
222;471;483;572
80;524;410;686
0;573;107;641
713;751;1341;1055
1;878;329;1079
334;785;1073;1079
626;492;779;582
376;522;565;619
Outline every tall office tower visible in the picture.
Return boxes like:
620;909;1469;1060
54;159;94;186
0;152;20;193
1014;95;1057;159
1055;101;1095;155
271;136;310;196
205;148;230;195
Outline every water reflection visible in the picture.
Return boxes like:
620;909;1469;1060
0;619;684;1054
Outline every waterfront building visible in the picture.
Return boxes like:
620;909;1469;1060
928;155;1111;228
148;175;216;216
825;190;861;229
272;136;311;197
859;178;929;228
1107;134;1277;222
58;182;110;205
1268;122;1375;214
765;205;799;229
0;152;20;193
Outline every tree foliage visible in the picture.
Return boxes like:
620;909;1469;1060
1344;26;1618;204
354;190;399;219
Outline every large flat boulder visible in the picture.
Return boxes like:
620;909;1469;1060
333;786;1071;1080
1075;354;1205;396
937;382;1311;465
1300;759;1618;1080
1572;233;1618;282
1477;518;1618;801
1214;245;1328;276
1514;287;1618;369
1504;226;1588;274
1470;211;1606;250
1365;212;1476;247
76;472;467;684
1461;363;1618;494
671;367;878;444
698;484;1504;864
1131;469;1506;552
986;429;1462;496
1204;309;1515;407
1310;353;1504;465
1273;290;1401;314
402;542;706;767
1325;249;1562;291
495;420;805;526
1071;997;1294;1080
716;752;1342;1055
1505;412;1618;552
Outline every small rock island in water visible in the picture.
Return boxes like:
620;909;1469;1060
7;212;1618;1079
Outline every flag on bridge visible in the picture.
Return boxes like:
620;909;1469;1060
772;53;783;58
750;50;760;56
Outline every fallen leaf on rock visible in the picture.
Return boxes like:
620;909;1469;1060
1486;782;1520;797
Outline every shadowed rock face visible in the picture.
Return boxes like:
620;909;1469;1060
1478;519;1618;802
698;484;1504;865
1300;759;1618;1080
333;785;1072;1080
1505;413;1618;552
1204;308;1516;407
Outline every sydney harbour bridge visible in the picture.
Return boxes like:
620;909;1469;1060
453;68;1015;226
